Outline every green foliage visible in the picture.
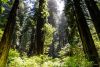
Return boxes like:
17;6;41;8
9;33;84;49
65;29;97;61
41;0;49;18
2;0;99;67
43;23;55;46
43;23;55;53
8;49;19;58
1;0;8;3
34;0;49;20
0;0;8;14
7;49;60;67
63;56;92;67
0;6;5;13
7;49;20;64
59;43;92;67
7;49;92;67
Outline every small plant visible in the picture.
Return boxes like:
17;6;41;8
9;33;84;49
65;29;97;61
7;49;92;67
63;55;92;67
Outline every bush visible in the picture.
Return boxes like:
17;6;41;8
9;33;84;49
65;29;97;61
43;23;55;46
63;56;92;67
7;49;92;67
43;23;55;53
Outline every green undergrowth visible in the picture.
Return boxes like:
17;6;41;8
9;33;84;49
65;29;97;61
7;49;92;67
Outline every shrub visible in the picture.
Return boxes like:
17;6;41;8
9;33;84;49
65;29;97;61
7;49;92;67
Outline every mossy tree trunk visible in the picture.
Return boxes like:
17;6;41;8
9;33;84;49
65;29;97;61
0;0;19;67
36;0;48;54
73;0;99;66
84;0;100;39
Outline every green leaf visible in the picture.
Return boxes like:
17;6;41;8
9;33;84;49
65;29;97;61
0;6;5;14
1;7;5;13
1;0;8;3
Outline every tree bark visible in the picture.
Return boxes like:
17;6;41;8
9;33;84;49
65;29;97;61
73;0;99;66
36;0;47;54
0;0;19;67
84;0;100;39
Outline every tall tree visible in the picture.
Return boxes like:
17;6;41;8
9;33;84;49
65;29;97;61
65;0;78;45
0;0;19;67
0;0;2;14
84;0;100;38
36;0;49;54
14;0;25;54
27;1;38;56
73;0;99;66
27;26;36;56
65;0;79;56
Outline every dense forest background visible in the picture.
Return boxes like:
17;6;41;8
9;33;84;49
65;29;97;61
0;0;100;67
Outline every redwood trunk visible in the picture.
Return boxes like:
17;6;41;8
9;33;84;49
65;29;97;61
73;0;99;66
84;0;100;38
36;0;46;54
0;0;19;67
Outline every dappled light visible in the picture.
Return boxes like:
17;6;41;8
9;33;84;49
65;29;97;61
0;0;100;67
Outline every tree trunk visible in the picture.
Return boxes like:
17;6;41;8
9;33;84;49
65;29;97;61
27;27;37;56
36;0;47;54
73;0;99;66
0;0;19;67
84;0;100;38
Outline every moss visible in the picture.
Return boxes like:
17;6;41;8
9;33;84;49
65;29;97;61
0;43;10;67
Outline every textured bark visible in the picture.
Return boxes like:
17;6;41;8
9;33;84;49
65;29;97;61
84;0;100;39
36;0;47;54
0;0;19;67
73;0;99;67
